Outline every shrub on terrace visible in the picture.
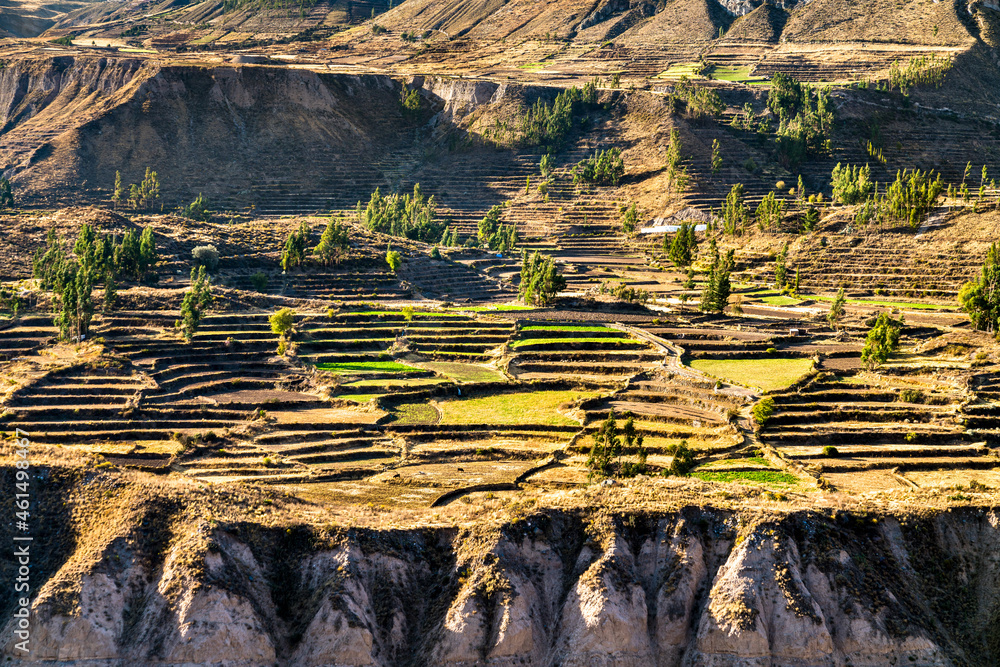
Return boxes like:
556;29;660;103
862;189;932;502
181;194;211;221
358;184;444;243
386;250;403;273
665;440;696;476
269;307;295;355
192;245;220;272
751;396;775;425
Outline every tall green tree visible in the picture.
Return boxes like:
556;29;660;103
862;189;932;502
827;287;846;329
177;266;213;341
281;221;311;271
519;250;566;306
138;227;157;280
315;218;350;265
959;242;1000;334
0;178;14;210
861;312;901;369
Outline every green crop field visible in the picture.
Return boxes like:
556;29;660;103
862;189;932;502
511;337;637;348
691;470;800;485
759;295;802;306
438;390;597;425
419;362;507;383
707;65;765;83
689;358;813;392
521;325;610;332
807;295;954;310
391;403;439;425
317;361;423;374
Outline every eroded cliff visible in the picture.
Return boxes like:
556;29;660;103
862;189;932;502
1;462;998;666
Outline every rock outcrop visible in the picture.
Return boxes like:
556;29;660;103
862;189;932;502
4;506;1000;666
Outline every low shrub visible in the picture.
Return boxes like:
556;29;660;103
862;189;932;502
821;445;839;457
751;396;776;425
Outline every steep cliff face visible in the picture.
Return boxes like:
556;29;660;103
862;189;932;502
2;465;998;667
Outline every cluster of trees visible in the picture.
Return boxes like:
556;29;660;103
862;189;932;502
833;163;944;227
666;223;698;267
719;183;749;235
767;73;834;166
315;218;350;265
601;281;650;304
357;184;443;243
112;168;161;211
572;148;625;186
280;221;311;271
586;410;647;479
478;205;517;253
885;54;952;95
700;241;733;313
755;191;786;231
0;178;13;210
518;250;566;306
831;163;874;204
959;242;1000;334
32;223;157;340
516;82;598;149
437;226;463;247
281;217;351;270
400;86;421;117
672;76;725;120
177;266;213;340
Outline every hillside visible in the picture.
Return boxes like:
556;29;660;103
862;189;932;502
5;0;1000;664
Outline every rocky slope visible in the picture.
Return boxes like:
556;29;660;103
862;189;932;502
1;461;999;666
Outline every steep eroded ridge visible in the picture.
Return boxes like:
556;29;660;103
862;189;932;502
1;461;999;666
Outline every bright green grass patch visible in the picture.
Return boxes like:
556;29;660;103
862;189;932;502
447;305;534;312
438;390;597;426
689;358;813;392
691;470;799;484
699;457;772;469
517;62;546;70
511;337;637;348
341;311;466;318
336;393;383;403
343;378;447;388
521;325;610;332
707;65;765;83
316;361;422;374
656;63;704;80
759;295;802;306
418;362;507;383
390;403;439;424
806;295;953;310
